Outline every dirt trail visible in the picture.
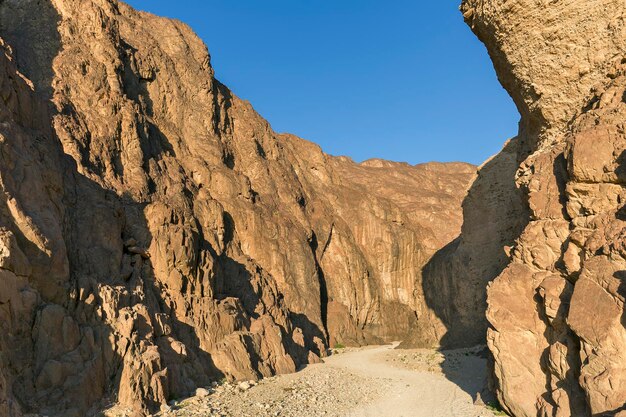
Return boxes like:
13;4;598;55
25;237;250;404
327;344;496;417
103;344;501;417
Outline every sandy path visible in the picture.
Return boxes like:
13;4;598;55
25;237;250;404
325;344;493;417
103;344;500;417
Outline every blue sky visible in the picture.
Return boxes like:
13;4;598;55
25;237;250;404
125;0;519;165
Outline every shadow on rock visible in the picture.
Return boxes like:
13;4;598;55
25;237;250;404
421;137;530;349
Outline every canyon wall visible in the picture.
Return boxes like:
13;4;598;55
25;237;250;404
0;0;475;415
459;0;626;416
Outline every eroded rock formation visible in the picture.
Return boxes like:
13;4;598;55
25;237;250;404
0;0;474;415
458;0;626;416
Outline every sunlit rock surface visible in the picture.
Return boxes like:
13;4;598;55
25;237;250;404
460;0;626;415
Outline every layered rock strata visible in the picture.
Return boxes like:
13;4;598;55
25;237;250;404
0;0;474;415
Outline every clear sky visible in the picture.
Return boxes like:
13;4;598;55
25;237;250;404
125;0;519;165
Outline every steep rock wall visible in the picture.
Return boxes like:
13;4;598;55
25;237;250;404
0;0;475;415
459;1;626;416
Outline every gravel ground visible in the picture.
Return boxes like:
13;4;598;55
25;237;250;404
101;344;505;417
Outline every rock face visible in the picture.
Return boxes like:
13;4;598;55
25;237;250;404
0;0;474;415
457;0;626;416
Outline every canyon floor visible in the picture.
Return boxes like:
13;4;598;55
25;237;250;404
101;344;503;417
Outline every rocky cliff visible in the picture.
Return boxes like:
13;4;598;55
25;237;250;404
458;0;626;416
0;0;475;415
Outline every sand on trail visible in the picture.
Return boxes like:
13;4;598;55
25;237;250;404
104;343;502;417
327;343;497;417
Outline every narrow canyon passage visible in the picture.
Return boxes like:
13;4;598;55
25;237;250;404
5;0;626;415
123;344;499;417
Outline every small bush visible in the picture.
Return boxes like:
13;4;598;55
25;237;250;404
334;342;346;349
486;401;508;416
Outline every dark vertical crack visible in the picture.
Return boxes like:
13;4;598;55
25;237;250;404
309;224;334;343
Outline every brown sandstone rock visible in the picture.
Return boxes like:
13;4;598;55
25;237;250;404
459;0;626;415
